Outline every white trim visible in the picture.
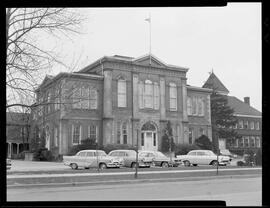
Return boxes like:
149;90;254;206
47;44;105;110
234;114;261;118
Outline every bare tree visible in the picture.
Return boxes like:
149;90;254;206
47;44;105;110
6;8;84;110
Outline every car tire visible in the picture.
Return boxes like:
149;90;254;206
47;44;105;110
161;162;169;168
192;164;198;166
211;160;219;166
71;163;78;170
99;163;107;170
131;162;138;169
184;160;191;167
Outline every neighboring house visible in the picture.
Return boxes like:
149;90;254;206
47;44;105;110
33;54;212;157
202;72;262;154
6;112;30;158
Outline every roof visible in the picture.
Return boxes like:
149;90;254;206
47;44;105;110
79;53;189;73
202;72;230;94
227;96;261;117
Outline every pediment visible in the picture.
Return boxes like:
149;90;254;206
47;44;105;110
133;54;167;67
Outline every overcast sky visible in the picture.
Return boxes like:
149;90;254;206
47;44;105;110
46;3;261;111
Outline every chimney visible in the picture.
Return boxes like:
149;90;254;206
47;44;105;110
244;97;250;105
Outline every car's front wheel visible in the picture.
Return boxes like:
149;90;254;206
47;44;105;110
71;163;78;170
161;162;169;168
184;160;191;167
99;163;107;169
211;160;219;166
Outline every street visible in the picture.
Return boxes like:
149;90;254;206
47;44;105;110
7;175;261;206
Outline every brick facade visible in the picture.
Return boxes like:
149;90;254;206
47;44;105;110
34;54;212;156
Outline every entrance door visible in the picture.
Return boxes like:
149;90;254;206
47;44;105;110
145;132;153;150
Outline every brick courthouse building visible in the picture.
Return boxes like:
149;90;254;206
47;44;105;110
34;54;212;156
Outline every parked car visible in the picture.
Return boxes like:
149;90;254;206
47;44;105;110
63;150;122;170
219;149;237;159
6;158;11;170
138;150;181;168
176;150;231;167
108;149;151;168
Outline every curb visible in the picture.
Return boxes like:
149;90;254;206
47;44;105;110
7;173;261;189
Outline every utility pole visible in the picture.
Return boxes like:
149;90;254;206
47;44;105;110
135;129;139;179
96;139;99;172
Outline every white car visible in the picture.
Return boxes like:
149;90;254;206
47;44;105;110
177;150;231;167
63;150;122;169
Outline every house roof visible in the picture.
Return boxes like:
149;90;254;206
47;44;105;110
227;96;261;117
202;72;230;94
79;53;189;73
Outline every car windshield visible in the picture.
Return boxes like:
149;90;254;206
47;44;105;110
155;152;166;157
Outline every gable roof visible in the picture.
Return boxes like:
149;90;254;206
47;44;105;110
202;72;230;94
227;96;261;117
79;53;189;73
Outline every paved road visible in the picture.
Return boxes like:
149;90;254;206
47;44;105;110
7;176;261;206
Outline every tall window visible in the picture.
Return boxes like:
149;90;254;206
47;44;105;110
88;125;97;141
72;85;97;109
144;80;153;108
47;91;51;113
255;136;260;147
117;121;121;144
238;137;244;147
72;125;81;145
153;82;160;110
250;136;255;147
89;89;98;109
250;121;254;130
187;97;192;115
198;98;204;116
138;81;144;109
122;122;128;144
141;133;144;146
244;136;249;147
256;122;260;130
169;83;177;111
189;128;193;144
239;120;244;129
244;121;249;129
192;97;197;115
54;87;60;110
118;79;127;107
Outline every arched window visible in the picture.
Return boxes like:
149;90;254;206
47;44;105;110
118;79;127;107
169;83;177;111
144;80;153;108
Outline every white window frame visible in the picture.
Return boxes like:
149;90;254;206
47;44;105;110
255;136;260;147
187;97;192;115
244;136;249;147
138;81;144;109
153;82;160;110
81;86;90;109
89;88;98;109
244;121;249;129
169;82;177;111
239;120;244;129
144;80;153;109
118;79;127;108
72;124;81;145
256;122;260;130
88;125;97;141
122;122;128;144
250;136;255;147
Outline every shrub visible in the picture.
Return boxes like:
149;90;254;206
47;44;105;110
255;148;262;166
33;148;53;161
194;135;212;150
174;144;201;156
67;138;98;155
101;144;137;154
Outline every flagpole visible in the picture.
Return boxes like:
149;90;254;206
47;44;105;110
149;13;151;66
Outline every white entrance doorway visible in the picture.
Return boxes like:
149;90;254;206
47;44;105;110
141;122;158;151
